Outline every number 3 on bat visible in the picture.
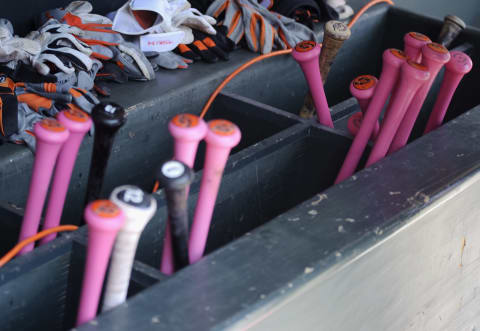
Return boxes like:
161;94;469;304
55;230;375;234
123;189;144;204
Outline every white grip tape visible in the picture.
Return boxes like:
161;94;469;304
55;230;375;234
102;185;157;312
102;230;142;311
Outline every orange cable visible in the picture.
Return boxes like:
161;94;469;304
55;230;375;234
348;0;394;28
199;0;395;119
0;225;79;267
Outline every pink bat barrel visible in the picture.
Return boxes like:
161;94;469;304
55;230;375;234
348;75;379;138
189;119;241;264
335;49;407;184
76;200;125;326
161;113;207;275
424;51;473;134
389;43;451;153
366;60;430;166
292;41;334;128
18;118;69;255
40;109;92;245
404;32;432;62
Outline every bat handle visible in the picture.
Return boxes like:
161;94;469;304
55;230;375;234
292;41;333;127
189;120;241;264
319;20;351;83
102;186;157;312
84;103;126;206
334;49;407;184
41;109;92;245
349;75;379;138
18;119;69;255
389;43;450;154
158;161;194;270
437;15;466;48
160;114;207;274
403;32;431;63
76;200;125;326
366;60;430;166
424;51;473;134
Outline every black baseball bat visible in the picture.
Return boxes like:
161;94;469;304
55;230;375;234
84;102;126;207
157;160;194;270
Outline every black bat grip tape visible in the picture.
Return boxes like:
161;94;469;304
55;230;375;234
85;102;126;207
157;160;194;270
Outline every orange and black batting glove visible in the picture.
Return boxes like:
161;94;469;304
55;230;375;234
176;25;235;63
0;74;19;139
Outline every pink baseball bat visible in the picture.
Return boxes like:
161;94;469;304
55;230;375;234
40;109;92;245
76;200;125;326
348;75;379;138
189;119;241;264
291;41;334;128
17;118;69;255
424;51;473;134
403;32;432;62
389;43;451;153
161;114;207;275
335;49;408;184
366;60;430;166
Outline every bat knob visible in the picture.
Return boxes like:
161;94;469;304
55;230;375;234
57;108;92;134
447;51;473;75
206;119;241;148
383;49;408;68
34;118;70;145
438;15;466;48
347;112;363;136
169;113;207;142
422;43;451;64
349;75;377;101
110;185;157;232
324;20;351;41
92;102;126;131
84;200;125;232
157;160;194;191
292;41;321;62
404;32;431;61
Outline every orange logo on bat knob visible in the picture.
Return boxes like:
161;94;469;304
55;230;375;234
409;32;430;41
353;75;376;90
209;120;236;136
172;114;199;128
65;108;89;122
295;41;316;52
40;119;66;132
427;42;448;54
91;200;121;218
390;49;407;60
